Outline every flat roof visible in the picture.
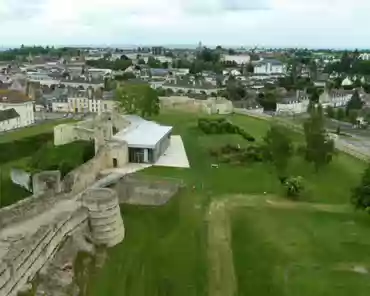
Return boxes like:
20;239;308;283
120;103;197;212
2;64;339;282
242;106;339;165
113;115;172;149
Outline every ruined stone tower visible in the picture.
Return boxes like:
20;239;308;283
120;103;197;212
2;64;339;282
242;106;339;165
82;188;125;247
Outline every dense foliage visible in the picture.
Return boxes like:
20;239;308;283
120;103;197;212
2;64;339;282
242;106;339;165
351;164;370;212
303;105;335;171
0;45;81;61
116;84;160;117
284;176;305;200
198;118;255;142
0;132;53;164
263;124;293;177
210;144;264;164
25;140;95;177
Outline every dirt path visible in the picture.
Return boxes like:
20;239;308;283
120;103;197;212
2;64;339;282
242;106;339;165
206;194;351;296
207;199;237;296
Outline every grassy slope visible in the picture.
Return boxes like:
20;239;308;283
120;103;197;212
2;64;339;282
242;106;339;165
0;119;76;207
88;111;368;296
231;207;370;296
0;119;75;143
90;190;208;296
143;111;365;204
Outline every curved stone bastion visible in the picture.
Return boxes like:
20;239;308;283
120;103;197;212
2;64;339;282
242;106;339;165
82;188;125;248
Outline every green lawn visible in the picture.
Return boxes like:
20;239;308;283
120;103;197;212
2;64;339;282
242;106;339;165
86;111;369;296
89;190;208;296
141;111;365;204
231;206;370;296
0;119;75;143
0;157;31;207
0;119;76;207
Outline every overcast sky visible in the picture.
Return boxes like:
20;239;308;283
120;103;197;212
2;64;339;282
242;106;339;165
0;0;369;49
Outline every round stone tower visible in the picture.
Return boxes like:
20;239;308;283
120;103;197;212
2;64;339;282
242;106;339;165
82;188;125;247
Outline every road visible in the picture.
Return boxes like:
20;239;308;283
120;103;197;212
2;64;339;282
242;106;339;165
254;111;370;160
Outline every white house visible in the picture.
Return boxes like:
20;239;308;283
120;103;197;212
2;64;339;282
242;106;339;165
254;59;285;75
276;91;309;114
319;89;353;108
359;53;370;60
67;94;117;114
0;90;34;132
341;77;353;87
222;54;250;65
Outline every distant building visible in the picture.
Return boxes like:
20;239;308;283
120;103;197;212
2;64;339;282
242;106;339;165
254;59;285;75
222;54;251;65
0;90;34;131
276;90;309;114
151;46;164;55
319;89;353;108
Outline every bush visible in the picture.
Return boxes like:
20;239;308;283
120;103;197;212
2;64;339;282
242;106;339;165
197;118;255;141
0;132;53;165
284;176;305;200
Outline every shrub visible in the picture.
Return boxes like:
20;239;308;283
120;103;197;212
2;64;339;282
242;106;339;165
284;176;305;200
197;118;255;142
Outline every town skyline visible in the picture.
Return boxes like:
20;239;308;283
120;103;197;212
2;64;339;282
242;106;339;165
0;0;370;48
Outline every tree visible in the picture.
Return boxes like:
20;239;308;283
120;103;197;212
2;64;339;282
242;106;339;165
116;84;159;117
263;124;293;178
303;104;335;171
346;90;363;115
351;164;370;212
326;105;335;118
147;56;162;68
137;58;146;65
115;72;136;81
336;108;345;120
348;109;359;125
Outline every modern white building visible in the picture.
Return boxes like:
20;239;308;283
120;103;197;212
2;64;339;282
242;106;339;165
0;90;34;132
113;115;172;163
254;59;285;75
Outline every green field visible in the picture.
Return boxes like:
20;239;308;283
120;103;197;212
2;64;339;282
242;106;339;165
0;119;75;143
231;205;370;296
84;111;370;296
0;119;77;207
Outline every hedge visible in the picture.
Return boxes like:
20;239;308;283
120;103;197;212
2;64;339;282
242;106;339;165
0;132;53;165
198;118;255;142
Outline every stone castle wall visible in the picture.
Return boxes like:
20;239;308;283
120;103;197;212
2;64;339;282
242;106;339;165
0;209;88;296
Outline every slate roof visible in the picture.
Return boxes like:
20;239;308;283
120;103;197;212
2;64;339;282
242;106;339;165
0;108;20;122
